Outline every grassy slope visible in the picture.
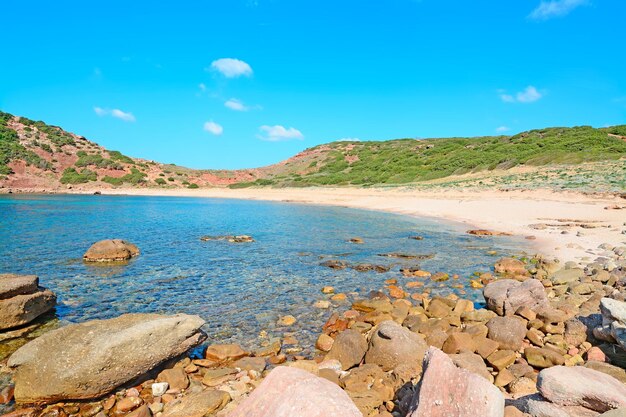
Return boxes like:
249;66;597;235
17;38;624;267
2;109;626;190
236;125;626;187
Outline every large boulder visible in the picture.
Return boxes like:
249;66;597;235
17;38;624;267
537;366;626;412
0;274;56;332
83;239;140;262
8;313;206;404
597;298;626;350
226;366;362;417
364;320;428;372
408;347;504;417
483;279;548;316
0;274;39;300
486;317;527;351
324;329;367;370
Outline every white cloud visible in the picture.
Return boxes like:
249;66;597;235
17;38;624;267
336;137;361;142
94;107;135;122
499;86;543;103
529;0;588;20
225;98;248;111
258;125;304;142
496;126;510;133
198;83;206;92
203;121;223;136
209;58;253;78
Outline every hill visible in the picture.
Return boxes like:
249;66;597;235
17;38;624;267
1;110;625;192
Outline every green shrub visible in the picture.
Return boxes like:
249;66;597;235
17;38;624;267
0;124;50;175
60;168;97;184
167;177;174;182
187;183;199;189
155;178;166;185
102;168;147;186
108;150;134;164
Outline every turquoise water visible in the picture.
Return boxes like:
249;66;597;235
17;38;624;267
0;194;530;353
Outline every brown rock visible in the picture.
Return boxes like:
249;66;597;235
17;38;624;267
442;333;476;354
315;333;334;352
486;316;527;351
127;405;151;417
524;347;565;369
494;257;528;276
483;279;547;316
205;344;248;363
449;352;493;382
162;390;230;417
0;289;56;331
486;350;516;371
0;274;39;299
475;337;500;359
156;368;188;391
83;239;139;262
325;329;367;370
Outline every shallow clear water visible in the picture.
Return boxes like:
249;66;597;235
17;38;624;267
0;194;530;353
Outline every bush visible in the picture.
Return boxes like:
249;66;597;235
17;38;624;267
60;168;97;184
155;178;166;185
108;150;135;164
102;168;147;186
187;183;199;189
0;124;50;175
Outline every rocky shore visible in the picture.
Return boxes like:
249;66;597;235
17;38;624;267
1;240;626;417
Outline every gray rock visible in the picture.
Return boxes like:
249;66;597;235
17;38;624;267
364;320;427;372
486;316;527;351
538;365;626;412
8;313;206;404
483;279;548;316
551;268;584;285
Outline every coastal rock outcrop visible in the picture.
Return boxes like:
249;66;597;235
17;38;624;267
8;313;206;404
408;347;504;417
0;274;56;331
82;239;140;262
226;366;362;417
595;298;626;350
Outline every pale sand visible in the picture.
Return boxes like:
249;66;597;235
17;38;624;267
82;187;626;262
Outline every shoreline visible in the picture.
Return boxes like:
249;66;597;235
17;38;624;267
13;186;624;262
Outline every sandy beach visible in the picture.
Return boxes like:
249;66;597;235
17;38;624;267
80;187;626;262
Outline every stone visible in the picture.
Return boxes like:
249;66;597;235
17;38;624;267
205;344;248;362
162;390;230;417
127;405;150;417
116;397;143;412
82;239;139;262
483;279;548;316
277;315;297;326
475;337;500;359
8;313;206;404
599;409;626;417
538;365;626;412
151;382;168;397
486;350;516;371
0;289;56;331
494;257;528;276
325;329;367;370
550;268;584;285
0;274;38;299
408;347;504;417
442;332;476;354
233;356;266;373
226;366;361;417
584;361;626;384
564;319;588;346
449;352;493;382
364;321;428;372
321;286;335;294
524;347;565;369
509;376;538;396
202;368;237;387
157;367;188;391
487;317;527;351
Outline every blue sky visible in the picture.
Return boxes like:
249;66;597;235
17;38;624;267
1;0;625;169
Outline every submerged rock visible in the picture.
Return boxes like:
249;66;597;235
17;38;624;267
408;347;504;417
200;235;254;243
8;313;206;404
226;366;361;417
82;239;139;262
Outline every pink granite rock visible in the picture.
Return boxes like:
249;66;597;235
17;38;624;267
538;366;626;412
226;366;361;417
408;347;504;417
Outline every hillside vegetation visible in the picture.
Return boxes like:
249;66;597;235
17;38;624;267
1;109;625;191
235;125;626;187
